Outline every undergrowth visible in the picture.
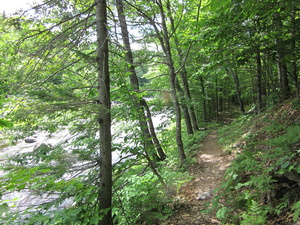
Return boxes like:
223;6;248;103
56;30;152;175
111;120;208;224
212;100;300;224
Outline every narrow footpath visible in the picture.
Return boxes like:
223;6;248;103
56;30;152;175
163;130;233;225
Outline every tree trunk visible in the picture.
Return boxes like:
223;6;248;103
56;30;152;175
157;0;186;166
291;9;299;98
274;11;290;101
175;77;193;135
122;0;185;164
277;50;290;100
256;49;263;113
218;87;224;112
165;0;199;132
95;0;113;224
229;67;245;113
200;77;207;121
215;77;219;121
141;98;166;160
115;0;165;161
171;74;186;167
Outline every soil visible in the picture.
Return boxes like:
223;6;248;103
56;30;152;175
162;130;233;225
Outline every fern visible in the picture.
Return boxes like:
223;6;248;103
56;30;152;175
267;125;300;148
240;200;268;225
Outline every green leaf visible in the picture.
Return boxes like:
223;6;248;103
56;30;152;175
292;201;300;222
281;161;290;169
216;207;227;220
90;214;103;224
39;168;51;173
297;165;300;173
0;118;13;128
267;166;275;172
0;203;9;213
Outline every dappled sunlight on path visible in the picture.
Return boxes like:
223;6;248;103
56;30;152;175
162;131;233;225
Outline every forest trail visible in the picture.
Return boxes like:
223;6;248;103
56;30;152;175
163;130;233;225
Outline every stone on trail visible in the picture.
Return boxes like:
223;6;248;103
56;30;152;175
197;191;213;200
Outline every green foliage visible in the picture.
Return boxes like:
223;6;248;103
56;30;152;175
0;118;12;129
292;98;300;110
267;126;300;149
1;0;299;223
211;103;300;224
114;172;167;224
292;201;300;222
108;117;194;224
112;162;189;225
240;200;268;225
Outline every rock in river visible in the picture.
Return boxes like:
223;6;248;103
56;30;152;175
25;138;37;143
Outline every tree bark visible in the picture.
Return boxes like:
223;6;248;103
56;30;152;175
277;49;290;100
125;0;186;165
256;49;263;113
156;0;186;166
291;9;299;98
165;0;199;132
141;98;166;160
274;11;290;101
200;77;207;122
215;77;219;121
175;77;193;135
218;87;224;112
115;0;165;161
95;0;113;224
228;67;245;113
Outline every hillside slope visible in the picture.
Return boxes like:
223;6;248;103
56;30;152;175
162;98;300;225
214;99;300;224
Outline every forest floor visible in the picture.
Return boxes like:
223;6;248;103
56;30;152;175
162;129;234;225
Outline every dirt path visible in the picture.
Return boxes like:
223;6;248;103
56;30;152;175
163;130;232;225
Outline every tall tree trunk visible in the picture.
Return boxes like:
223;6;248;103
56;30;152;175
277;50;290;100
141;98;165;159
256;49;263;113
115;0;165;161
218;87;224;112
274;12;290;101
262;53;271;97
291;9;299;98
229;67;245;113
215;77;219;121
157;0;186;166
95;0;112;224
128;0;186;165
165;0;199;132
200;77;207;121
253;19;266;112
175;77;193;135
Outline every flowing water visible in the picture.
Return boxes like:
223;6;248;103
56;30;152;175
0;111;171;216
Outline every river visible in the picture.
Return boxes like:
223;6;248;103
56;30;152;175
0;111;172;217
